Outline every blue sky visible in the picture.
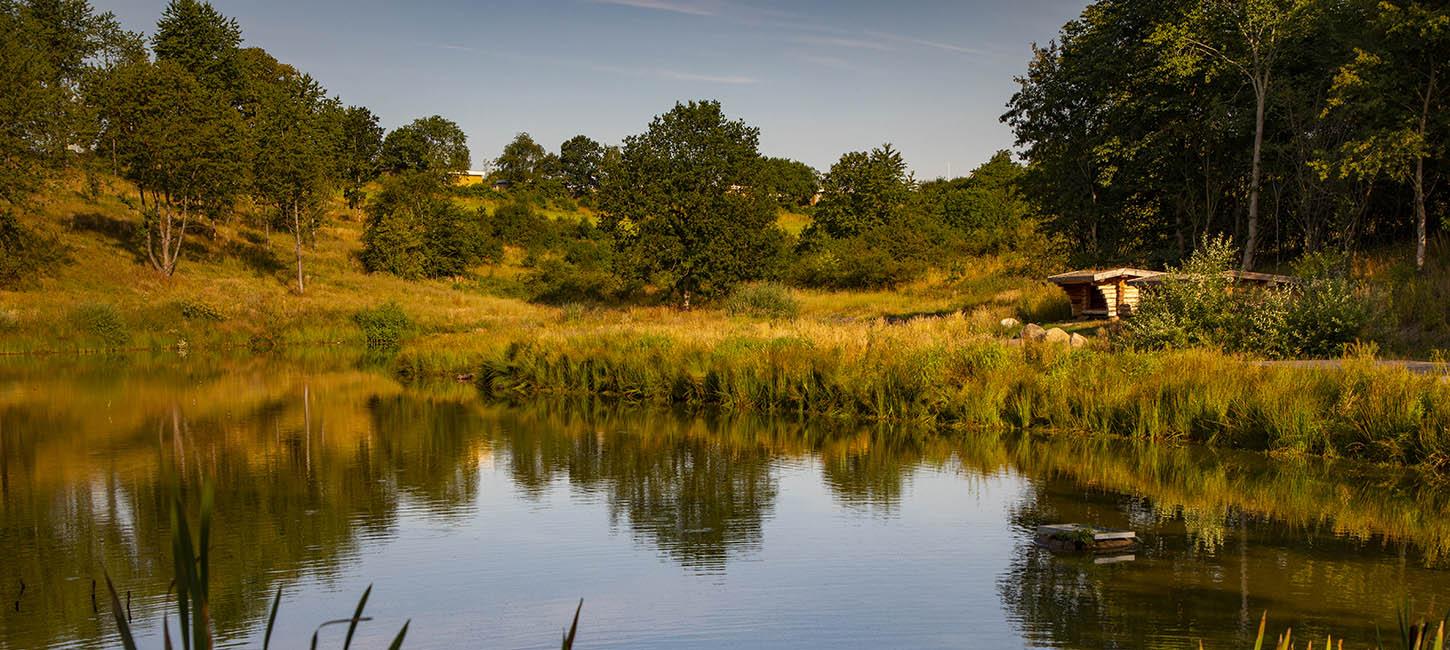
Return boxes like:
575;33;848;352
96;0;1088;178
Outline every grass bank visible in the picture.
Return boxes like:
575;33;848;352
451;313;1450;469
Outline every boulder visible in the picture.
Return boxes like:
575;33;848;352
1043;327;1071;344
1021;323;1046;341
1000;317;1020;329
1069;333;1089;349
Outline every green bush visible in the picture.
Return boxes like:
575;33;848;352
722;282;800;320
1279;252;1371;357
789;235;927;289
1127;238;1372;358
0;211;67;289
491;201;558;250
69;303;130;349
353;302;413;349
362;175;501;279
526;256;623;304
177;299;224;322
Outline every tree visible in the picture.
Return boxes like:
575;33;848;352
558;134;604;197
99;60;243;276
360;173;498;279
759;157;819;208
1;0;131;207
919;150;1034;253
251;64;338;293
494;132;560;193
1320;1;1448;271
1152;0;1313;270
598;100;783;301
152;0;241;94
809;144;913;239
378;115;470;179
337;105;383;209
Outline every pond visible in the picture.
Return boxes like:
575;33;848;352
1;354;1447;649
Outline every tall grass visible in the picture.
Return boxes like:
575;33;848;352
473;317;1450;469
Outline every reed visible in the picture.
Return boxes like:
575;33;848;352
470;318;1450;470
105;482;411;649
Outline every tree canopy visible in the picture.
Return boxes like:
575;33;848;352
1005;0;1446;270
809;144;913;240
599;100;783;300
153;0;241;93
558;134;604;197
379;115;470;178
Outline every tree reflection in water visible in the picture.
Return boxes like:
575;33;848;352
2;356;1449;649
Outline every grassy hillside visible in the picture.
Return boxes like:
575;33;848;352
0;173;1064;357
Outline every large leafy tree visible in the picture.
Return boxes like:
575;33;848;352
598;100;783;301
99;60;243;276
378;115;470;179
251;62;339;293
360;173;498;279
558;134;603;197
1320;0;1448;271
1152;0;1313;270
1005;0;1405;268
919;150;1034;253
337;105;383;209
494;132;560;193
808;144;913;240
0;0;131;208
152;0;241;94
759;157;819;208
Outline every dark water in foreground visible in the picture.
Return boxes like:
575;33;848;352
1;355;1447;649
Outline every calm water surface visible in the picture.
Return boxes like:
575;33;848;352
1;355;1447;649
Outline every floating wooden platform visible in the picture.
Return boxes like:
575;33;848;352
1034;523;1139;554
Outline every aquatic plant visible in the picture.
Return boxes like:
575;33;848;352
105;483;411;649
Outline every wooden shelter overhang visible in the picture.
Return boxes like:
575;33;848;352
1046;268;1162;319
1127;270;1300;288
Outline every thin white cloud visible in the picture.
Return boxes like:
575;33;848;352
422;41;756;84
794;52;867;73
656;69;757;84
589;0;720;17
587;62;756;84
866;30;995;57
793;35;894;52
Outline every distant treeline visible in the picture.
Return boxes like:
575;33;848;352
1005;0;1447;271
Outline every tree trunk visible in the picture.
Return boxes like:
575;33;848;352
293;201;305;293
1414;156;1426;272
1414;72;1434;272
1242;78;1267;271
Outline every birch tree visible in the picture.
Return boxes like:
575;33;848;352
1320;1;1448;271
100;60;242;276
1153;0;1312;270
252;63;338;293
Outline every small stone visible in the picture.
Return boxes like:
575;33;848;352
1021;323;1046;341
1043;327;1071;344
1069;333;1089;348
1000;317;1020;329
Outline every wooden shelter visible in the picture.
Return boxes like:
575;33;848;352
1127;270;1299;291
1046;268;1163;319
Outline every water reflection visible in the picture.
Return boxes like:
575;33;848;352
1;356;1448;649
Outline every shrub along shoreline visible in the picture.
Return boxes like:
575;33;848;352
459;316;1450;471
